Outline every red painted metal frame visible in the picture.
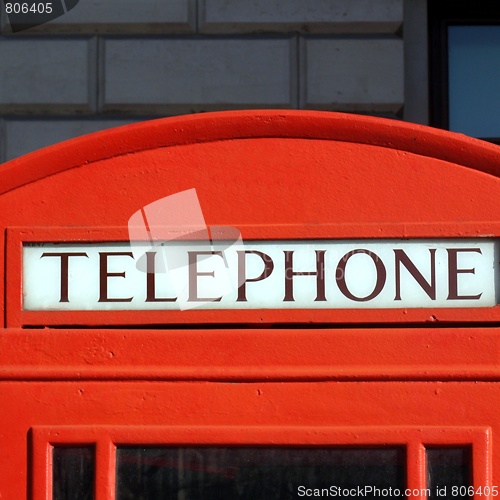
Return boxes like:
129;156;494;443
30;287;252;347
1;111;500;499
1;111;500;327
1;327;500;382
31;425;491;500
2;110;500;197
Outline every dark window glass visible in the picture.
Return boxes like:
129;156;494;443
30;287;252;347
448;26;500;138
52;446;94;500
116;446;405;500
428;1;500;142
427;447;471;500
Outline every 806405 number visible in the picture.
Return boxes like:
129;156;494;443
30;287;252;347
451;486;499;496
5;2;52;14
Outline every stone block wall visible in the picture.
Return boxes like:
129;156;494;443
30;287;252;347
0;0;413;161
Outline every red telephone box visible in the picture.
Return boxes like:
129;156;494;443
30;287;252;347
1;110;500;499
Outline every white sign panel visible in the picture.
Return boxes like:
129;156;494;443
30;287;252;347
22;240;498;311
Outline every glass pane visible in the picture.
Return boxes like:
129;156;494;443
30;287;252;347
427;447;471;500
116;446;405;500
52;446;94;500
448;25;500;138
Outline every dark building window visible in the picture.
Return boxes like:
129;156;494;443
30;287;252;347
429;2;500;143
